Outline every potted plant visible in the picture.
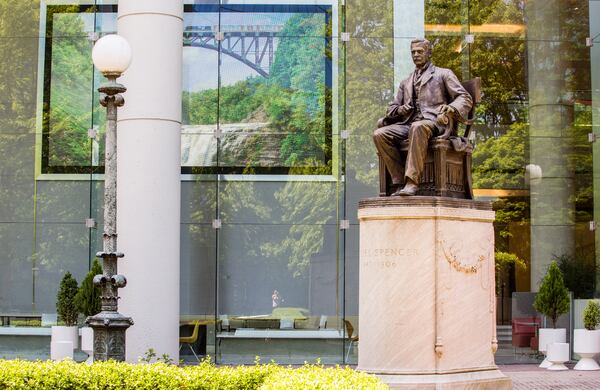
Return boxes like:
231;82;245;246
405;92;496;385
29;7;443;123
51;272;80;356
533;261;570;368
75;259;103;363
574;300;600;370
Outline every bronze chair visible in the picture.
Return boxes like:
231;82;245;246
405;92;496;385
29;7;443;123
377;77;481;199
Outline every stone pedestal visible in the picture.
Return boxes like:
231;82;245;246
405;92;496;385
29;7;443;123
358;197;511;389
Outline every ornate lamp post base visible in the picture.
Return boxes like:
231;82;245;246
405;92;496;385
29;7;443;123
87;312;133;361
87;251;133;361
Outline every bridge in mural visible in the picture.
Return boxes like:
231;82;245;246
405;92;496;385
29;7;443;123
183;25;284;77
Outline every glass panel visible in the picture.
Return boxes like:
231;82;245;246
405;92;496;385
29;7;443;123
216;180;341;364
343;0;395;360
0;223;35;313
180;223;217;361
33;222;90;313
591;0;600;304
465;0;593;363
180;4;220;362
180;178;217;363
212;2;341;363
0;0;40;324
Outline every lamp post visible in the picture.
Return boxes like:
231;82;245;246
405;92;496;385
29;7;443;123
86;34;134;362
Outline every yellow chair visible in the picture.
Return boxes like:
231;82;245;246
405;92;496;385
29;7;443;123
179;321;201;361
344;320;359;361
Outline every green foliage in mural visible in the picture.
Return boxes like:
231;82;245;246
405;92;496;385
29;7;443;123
182;12;331;169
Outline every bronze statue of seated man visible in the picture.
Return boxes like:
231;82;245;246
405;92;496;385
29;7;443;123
373;38;473;196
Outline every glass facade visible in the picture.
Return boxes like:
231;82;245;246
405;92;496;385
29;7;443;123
0;0;599;365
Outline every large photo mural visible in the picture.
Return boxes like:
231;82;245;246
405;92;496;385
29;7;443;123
41;3;332;174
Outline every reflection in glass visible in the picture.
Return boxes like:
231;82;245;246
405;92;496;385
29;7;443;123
43;5;117;173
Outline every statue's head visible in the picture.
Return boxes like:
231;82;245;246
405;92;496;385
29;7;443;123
410;39;432;68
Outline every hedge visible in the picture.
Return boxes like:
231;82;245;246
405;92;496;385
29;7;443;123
0;360;388;390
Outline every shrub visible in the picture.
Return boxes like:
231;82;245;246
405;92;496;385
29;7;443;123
74;259;103;317
56;272;79;326
533;261;570;328
261;365;388;390
583;300;600;331
0;360;388;390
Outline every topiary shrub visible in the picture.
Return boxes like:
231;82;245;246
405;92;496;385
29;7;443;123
56;272;79;326
583;300;600;331
75;259;103;317
533;260;570;328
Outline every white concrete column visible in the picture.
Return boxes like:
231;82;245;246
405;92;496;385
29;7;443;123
116;0;183;362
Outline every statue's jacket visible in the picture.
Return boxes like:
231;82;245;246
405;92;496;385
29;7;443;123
385;65;473;126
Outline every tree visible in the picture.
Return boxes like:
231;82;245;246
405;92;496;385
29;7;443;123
533;261;570;328
556;253;596;299
74;259;103;317
56;272;79;326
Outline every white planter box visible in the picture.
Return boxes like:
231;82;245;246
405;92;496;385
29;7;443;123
50;341;73;361
538;328;566;368
51;326;79;350
574;329;600;370
547;342;570;370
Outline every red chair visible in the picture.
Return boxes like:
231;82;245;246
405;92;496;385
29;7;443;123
511;316;540;348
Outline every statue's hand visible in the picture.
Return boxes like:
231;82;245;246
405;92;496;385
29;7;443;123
398;103;412;116
439;104;456;116
436;105;456;140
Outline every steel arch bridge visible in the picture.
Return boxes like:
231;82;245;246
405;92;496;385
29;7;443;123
183;25;283;77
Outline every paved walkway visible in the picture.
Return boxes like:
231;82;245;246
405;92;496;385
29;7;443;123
500;365;600;389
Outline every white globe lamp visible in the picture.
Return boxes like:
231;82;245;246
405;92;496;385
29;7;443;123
92;34;132;77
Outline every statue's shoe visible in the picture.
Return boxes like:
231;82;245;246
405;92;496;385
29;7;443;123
395;183;418;196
